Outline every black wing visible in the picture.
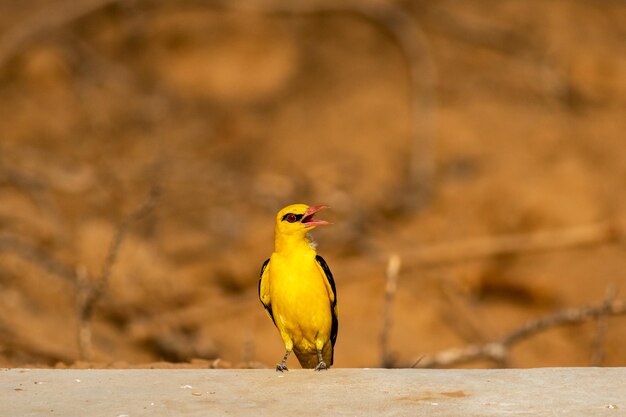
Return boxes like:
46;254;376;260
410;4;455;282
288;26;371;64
316;255;338;365
258;258;275;325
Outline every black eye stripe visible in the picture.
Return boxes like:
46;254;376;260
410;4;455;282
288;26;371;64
281;213;304;222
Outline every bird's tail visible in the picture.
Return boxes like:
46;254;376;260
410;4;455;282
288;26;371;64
294;344;333;369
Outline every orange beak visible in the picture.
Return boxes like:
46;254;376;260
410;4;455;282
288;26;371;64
301;205;330;227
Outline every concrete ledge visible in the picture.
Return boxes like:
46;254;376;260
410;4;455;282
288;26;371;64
1;368;624;416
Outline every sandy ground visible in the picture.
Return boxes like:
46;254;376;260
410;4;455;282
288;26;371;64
0;0;626;369
1;368;625;416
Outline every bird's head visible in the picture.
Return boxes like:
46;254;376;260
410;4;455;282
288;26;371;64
275;203;330;237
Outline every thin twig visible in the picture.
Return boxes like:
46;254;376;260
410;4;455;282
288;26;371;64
501;301;624;347
329;220;622;290
590;285;616;366
397;221;622;268
75;264;93;360
96;187;159;300
380;254;401;367
76;186;159;359
408;299;626;368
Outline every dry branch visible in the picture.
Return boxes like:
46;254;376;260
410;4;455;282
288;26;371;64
380;254;401;367
77;186;159;359
397;221;623;268
407;299;626;368
590;285;615;366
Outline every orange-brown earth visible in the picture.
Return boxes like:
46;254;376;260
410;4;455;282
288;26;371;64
1;0;625;369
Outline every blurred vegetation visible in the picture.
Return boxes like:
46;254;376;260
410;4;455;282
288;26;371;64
0;0;625;368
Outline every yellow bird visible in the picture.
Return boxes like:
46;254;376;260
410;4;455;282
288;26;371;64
258;204;338;371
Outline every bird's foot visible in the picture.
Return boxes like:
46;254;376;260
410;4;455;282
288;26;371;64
314;349;327;371
276;349;291;372
314;361;327;371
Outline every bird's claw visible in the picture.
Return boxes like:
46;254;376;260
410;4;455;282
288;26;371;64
276;362;289;372
314;361;327;371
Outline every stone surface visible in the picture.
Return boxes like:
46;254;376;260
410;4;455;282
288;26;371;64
1;368;624;416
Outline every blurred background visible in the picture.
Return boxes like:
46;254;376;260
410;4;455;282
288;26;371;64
1;0;625;369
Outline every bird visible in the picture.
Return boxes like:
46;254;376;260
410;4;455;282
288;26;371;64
258;203;338;371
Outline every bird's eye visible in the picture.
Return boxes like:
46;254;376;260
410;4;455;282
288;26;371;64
286;213;297;223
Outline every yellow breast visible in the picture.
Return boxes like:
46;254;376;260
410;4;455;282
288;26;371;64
269;249;332;346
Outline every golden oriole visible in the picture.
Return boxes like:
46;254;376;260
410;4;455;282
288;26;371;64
258;204;338;371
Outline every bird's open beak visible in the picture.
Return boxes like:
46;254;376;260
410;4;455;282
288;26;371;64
301;205;330;227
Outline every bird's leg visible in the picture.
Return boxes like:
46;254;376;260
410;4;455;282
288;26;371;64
276;350;291;372
314;349;327;371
